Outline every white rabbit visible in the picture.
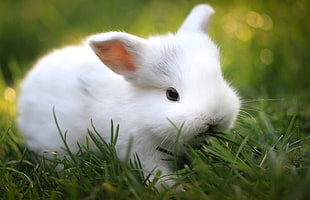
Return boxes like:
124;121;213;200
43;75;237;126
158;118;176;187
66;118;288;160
18;4;240;188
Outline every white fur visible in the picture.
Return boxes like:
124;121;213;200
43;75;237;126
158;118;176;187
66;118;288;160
17;4;240;188
179;4;215;32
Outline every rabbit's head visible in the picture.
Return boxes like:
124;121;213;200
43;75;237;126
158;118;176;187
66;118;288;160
89;5;240;142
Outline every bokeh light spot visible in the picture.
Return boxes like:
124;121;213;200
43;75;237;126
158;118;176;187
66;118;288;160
246;11;273;31
221;14;240;35
260;49;274;65
261;14;273;30
4;87;16;102
236;26;252;41
246;11;264;28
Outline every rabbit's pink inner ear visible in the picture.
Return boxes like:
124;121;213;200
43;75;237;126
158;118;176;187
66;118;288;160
92;40;136;73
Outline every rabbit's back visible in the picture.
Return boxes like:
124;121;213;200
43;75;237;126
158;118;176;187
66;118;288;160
17;45;117;153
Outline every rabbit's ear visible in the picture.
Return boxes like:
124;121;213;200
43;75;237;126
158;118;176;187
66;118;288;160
178;4;215;33
89;32;146;76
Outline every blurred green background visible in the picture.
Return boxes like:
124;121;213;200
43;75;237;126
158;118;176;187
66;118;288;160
0;0;309;110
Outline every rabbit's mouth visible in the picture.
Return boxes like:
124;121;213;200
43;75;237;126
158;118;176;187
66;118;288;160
179;118;231;141
204;124;217;132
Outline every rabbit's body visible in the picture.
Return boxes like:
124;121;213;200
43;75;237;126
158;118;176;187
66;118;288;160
18;5;240;187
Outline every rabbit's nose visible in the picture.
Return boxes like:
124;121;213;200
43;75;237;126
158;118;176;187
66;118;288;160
206;117;223;131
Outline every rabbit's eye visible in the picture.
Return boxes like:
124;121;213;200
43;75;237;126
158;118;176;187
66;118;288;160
166;87;180;102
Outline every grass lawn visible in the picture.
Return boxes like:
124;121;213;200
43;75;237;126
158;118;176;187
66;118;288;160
0;0;309;199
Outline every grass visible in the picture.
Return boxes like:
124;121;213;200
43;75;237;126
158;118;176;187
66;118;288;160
0;83;309;199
